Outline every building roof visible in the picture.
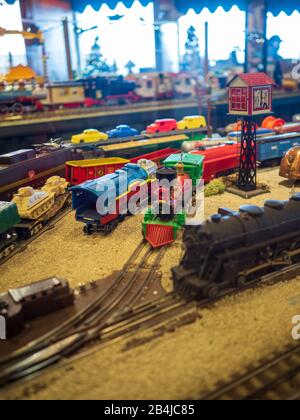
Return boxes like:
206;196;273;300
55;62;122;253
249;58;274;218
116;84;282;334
5;65;37;82
227;73;275;87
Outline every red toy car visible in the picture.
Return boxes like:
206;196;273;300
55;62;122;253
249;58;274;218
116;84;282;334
146;119;178;135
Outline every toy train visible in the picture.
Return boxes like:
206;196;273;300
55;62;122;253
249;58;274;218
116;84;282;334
0;72;197;116
0;147;82;202
0;86;45;115
172;194;300;300
69;131;300;238
66;149;179;186
68;129;300;187
142;153;203;248
72;160;157;234
191;131;300;182
0;277;74;338
0;176;70;260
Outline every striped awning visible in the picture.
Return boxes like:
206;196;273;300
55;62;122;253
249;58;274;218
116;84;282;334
2;0;300;16
173;0;300;16
71;0;152;13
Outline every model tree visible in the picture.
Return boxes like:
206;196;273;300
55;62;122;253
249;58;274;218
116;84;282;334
125;60;136;75
181;26;201;73
83;36;113;77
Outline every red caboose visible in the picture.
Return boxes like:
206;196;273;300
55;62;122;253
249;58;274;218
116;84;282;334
228;73;274;117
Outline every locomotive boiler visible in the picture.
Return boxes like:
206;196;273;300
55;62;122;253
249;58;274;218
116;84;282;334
172;194;300;299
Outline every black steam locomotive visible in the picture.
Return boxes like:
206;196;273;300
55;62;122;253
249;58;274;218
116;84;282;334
80;76;138;104
172;194;300;299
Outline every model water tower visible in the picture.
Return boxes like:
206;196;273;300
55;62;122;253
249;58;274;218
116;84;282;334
227;73;274;193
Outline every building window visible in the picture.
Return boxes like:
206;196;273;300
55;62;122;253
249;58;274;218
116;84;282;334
231;87;247;111
0;1;27;75
179;6;246;67
76;1;155;75
267;11;300;59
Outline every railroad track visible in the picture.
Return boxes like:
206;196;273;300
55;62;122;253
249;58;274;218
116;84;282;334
0;204;72;266
0;241;176;385
0;99;200;125
0;292;192;386
202;344;300;400
2;249;300;388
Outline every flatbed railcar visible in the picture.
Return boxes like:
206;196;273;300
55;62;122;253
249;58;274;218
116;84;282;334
0;147;82;201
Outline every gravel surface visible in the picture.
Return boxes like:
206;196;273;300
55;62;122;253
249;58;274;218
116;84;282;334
1;168;300;400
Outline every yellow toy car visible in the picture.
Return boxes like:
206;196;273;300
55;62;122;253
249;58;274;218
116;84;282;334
177;115;207;130
71;129;109;144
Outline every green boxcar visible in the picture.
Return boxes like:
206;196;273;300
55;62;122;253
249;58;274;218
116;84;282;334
0;202;20;235
163;153;204;186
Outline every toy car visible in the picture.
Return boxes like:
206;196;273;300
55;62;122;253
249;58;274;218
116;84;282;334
146;119;178;135
177;115;207;130
107;125;139;139
71;129;109;144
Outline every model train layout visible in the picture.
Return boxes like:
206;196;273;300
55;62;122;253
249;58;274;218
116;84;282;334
1;64;300;401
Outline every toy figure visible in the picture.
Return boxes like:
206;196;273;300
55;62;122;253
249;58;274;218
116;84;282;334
267;35;283;87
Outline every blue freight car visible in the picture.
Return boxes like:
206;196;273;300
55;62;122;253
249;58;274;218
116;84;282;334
257;132;300;166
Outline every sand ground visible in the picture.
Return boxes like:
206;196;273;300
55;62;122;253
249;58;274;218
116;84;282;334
1;168;300;400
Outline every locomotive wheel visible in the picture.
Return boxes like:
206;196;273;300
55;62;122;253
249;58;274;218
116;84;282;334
0;245;15;259
32;224;41;236
203;284;219;299
104;224;114;235
12;103;24;115
235;276;247;288
30;224;43;237
0;105;9;115
276;250;292;265
118;215;126;222
84;225;93;235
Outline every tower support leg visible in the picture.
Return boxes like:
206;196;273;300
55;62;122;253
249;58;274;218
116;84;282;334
238;117;257;191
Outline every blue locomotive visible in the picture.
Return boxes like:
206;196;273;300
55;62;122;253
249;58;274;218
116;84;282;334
72;159;157;234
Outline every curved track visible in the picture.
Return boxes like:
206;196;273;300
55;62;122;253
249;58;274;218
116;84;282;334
0;241;183;385
202;345;300;400
2;249;300;388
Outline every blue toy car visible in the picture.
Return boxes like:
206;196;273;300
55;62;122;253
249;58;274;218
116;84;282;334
107;125;139;139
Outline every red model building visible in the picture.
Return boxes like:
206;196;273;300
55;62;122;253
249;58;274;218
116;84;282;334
228;73;274;117
227;73;274;192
